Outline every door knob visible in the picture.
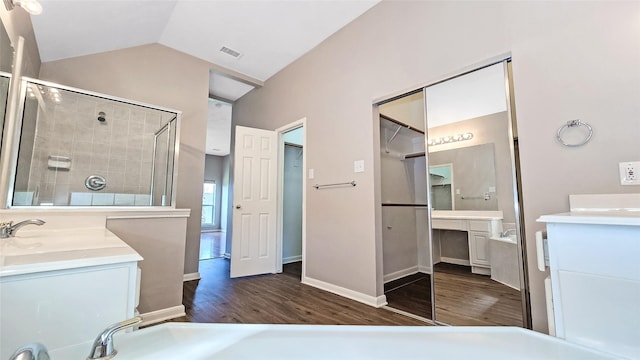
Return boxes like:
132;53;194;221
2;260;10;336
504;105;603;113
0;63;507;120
235;205;242;209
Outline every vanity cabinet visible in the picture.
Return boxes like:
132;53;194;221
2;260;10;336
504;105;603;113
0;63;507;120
431;211;502;275
0;227;141;359
538;212;640;360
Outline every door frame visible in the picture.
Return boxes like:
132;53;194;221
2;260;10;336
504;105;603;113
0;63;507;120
275;118;307;280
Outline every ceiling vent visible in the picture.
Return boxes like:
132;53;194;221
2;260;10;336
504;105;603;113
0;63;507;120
220;46;242;59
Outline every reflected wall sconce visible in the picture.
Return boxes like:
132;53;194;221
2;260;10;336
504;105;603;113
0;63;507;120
3;0;43;15
427;132;474;146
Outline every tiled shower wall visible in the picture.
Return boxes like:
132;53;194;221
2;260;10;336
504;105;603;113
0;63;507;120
17;86;172;205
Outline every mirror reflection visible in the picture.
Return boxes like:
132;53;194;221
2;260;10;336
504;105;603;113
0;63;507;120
12;80;178;206
427;62;524;326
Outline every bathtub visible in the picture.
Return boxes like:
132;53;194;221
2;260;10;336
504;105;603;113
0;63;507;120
50;322;618;359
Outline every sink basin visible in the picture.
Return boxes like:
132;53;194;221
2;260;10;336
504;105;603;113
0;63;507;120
0;228;141;277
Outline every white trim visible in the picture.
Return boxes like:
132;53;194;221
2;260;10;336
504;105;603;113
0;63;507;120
439;257;471;266
139;305;186;327
418;264;432;275
383;266;418;283
283;255;302;264
382;306;436;325
201;229;224;233
303;276;387;308
183;272;201;282
223;252;231;259
275;118;307;279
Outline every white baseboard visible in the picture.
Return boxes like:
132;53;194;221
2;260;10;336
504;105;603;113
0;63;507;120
139;305;185;327
283;255;302;264
302;276;387;308
201;229;223;233
440;257;471;266
223;253;231;259
418;264;432;275
183;272;201;282
383;266;418;283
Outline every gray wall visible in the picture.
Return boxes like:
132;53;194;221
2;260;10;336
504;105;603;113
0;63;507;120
233;1;640;333
203;154;224;230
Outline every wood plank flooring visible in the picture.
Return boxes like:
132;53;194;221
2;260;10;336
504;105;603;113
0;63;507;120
170;259;428;326
384;272;432;319
434;263;523;326
383;264;523;326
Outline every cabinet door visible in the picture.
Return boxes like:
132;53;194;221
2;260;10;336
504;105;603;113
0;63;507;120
468;231;490;267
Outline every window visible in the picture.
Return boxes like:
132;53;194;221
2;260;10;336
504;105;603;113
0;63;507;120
201;181;216;226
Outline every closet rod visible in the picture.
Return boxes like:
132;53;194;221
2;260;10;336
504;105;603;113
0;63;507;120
381;203;429;207
284;142;303;149
380;114;425;135
404;152;425;159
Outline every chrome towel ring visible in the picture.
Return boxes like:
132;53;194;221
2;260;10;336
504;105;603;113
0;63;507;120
556;119;593;147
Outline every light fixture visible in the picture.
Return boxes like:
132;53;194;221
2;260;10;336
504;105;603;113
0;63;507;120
3;0;43;15
428;132;473;146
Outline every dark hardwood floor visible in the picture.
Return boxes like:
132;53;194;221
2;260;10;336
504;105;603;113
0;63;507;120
170;259;428;326
433;263;523;326
384;272;432;319
382;264;523;326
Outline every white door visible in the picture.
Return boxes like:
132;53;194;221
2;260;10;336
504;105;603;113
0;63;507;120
230;126;278;278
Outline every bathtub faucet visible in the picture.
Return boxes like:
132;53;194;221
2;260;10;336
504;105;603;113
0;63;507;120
9;342;50;360
87;316;143;360
0;219;46;238
499;228;517;238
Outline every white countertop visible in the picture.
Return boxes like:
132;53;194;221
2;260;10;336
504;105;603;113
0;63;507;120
537;210;640;226
51;323;617;360
0;227;141;277
432;210;503;220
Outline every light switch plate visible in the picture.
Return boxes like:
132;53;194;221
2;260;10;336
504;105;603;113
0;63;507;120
308;168;314;179
354;160;365;173
619;161;640;185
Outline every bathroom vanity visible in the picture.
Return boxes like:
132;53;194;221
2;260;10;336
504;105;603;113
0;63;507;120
431;210;503;275
0;214;142;359
538;194;640;360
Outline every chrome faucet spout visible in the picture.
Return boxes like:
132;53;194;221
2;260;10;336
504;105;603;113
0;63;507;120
500;228;517;238
87;316;143;360
9;342;50;360
0;219;46;238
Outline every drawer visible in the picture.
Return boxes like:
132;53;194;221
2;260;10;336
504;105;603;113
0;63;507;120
469;220;491;232
432;219;465;230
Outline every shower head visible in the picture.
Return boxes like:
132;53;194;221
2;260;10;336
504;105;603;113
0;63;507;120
97;111;106;122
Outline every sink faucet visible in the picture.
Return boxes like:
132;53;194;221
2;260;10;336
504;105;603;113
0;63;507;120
500;228;517;238
0;219;45;238
9;342;50;360
87;316;143;360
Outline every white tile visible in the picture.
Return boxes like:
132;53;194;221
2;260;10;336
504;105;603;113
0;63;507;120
91;193;114;206
114;193;135;206
69;192;92;206
134;194;151;206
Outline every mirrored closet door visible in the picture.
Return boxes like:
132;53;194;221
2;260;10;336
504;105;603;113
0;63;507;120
376;59;529;327
426;61;527;326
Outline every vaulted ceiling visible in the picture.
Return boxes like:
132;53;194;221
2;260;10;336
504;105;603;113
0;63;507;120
29;0;379;155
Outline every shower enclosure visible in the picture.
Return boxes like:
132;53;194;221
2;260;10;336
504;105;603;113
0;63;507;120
8;78;179;207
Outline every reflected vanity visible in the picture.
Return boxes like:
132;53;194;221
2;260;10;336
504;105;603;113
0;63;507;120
376;59;529;327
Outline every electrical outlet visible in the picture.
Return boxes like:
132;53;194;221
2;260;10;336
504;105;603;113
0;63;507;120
619;161;640;185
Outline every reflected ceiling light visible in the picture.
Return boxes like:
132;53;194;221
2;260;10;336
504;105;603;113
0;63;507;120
428;132;473;146
3;0;43;15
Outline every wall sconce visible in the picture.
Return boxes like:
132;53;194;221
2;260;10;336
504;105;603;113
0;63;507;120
3;0;43;15
428;132;473;146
